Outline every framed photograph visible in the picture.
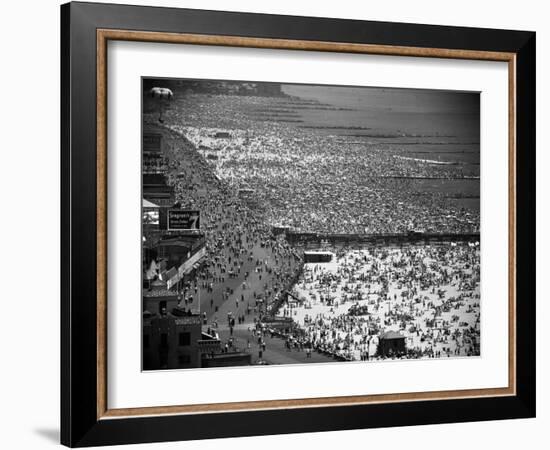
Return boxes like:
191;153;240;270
61;2;536;447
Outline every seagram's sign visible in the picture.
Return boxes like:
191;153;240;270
167;210;200;231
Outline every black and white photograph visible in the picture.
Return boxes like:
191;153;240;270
0;0;541;447
141;78;481;370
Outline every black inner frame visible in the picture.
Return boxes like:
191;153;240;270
61;2;535;447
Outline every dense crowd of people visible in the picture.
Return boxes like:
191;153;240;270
156;127;302;324
142;87;481;365
279;244;480;360
153;92;480;235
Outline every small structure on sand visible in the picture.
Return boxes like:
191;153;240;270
377;330;406;357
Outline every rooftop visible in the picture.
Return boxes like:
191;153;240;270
379;330;405;340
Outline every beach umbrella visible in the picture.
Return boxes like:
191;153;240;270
149;87;173;123
150;86;173;99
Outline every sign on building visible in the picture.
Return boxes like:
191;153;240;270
175;316;202;326
167;210;200;231
143;133;162;152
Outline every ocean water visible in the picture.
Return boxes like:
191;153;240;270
282;84;480;208
146;80;481;211
282;84;480;141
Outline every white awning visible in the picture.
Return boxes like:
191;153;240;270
143;198;160;208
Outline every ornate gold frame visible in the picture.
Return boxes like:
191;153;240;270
96;29;516;420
